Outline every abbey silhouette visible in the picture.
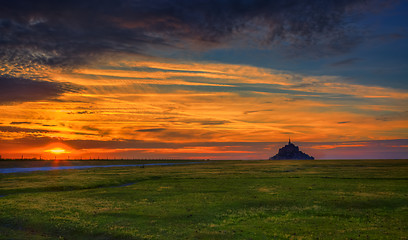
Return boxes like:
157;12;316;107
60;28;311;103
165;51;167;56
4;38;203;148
269;139;314;160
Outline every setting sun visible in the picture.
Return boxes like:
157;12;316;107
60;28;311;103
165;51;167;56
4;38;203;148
45;148;70;155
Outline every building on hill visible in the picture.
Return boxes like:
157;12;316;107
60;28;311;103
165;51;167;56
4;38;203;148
269;139;314;160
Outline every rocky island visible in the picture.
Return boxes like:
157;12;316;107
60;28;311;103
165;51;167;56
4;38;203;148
270;139;314;160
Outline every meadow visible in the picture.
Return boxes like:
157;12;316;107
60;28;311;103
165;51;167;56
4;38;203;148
0;159;407;239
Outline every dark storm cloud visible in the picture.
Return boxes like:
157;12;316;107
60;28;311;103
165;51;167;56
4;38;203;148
0;0;386;70
0;76;79;104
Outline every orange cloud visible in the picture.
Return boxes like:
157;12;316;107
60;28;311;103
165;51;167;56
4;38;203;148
311;144;367;150
1;57;407;159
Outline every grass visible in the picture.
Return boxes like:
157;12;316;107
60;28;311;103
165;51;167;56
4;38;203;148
0;160;407;239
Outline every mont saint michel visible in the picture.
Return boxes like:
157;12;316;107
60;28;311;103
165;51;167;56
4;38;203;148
270;139;314;160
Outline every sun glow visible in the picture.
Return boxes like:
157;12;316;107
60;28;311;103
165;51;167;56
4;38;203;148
45;148;71;155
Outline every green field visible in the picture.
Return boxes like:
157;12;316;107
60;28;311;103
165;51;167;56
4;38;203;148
0;160;407;239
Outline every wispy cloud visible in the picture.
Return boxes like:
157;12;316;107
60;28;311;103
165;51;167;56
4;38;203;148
136;128;167;133
330;58;362;67
0;126;52;133
10;121;32;125
1;59;405;149
311;144;367;150
337;121;351;124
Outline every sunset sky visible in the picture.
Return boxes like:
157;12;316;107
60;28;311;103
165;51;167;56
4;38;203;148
0;0;407;160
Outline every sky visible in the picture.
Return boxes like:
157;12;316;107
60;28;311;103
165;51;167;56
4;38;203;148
0;0;407;160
